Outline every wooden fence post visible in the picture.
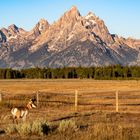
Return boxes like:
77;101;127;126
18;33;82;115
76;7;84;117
116;90;119;112
0;92;2;102
36;91;39;107
75;90;78;111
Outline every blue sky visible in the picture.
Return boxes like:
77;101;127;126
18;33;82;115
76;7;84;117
0;0;140;39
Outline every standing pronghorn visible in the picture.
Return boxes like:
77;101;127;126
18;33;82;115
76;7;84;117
11;99;36;123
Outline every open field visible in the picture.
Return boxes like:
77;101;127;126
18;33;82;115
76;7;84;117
1;79;140;139
0;79;140;93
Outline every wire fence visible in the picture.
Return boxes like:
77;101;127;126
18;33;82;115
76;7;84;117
0;89;140;113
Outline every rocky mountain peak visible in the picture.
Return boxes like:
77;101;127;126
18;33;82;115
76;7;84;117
70;5;77;11
39;19;49;32
38;18;48;24
59;6;81;24
0;6;140;69
84;12;98;28
7;24;20;37
67;6;80;17
8;24;18;31
85;12;97;19
69;6;79;14
32;19;49;37
83;11;113;44
0;25;27;45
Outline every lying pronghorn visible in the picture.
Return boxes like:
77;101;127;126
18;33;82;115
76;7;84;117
11;99;36;123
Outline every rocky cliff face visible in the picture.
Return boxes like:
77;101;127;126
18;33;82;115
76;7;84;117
0;6;140;68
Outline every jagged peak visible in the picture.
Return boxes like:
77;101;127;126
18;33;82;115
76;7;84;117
64;5;81;18
70;5;78;11
87;12;96;17
39;18;46;22
85;12;97;20
8;24;18;30
51;6;81;28
38;18;49;25
30;18;50;37
8;24;18;28
36;18;50;31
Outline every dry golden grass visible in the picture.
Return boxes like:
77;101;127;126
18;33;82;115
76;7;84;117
0;79;140;94
0;79;140;113
0;80;140;139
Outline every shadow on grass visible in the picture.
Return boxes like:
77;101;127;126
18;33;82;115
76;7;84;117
42;123;50;135
0;130;5;135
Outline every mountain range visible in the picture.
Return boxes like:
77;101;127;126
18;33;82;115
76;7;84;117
0;6;140;69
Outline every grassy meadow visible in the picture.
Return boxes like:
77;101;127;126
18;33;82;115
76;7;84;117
0;79;140;139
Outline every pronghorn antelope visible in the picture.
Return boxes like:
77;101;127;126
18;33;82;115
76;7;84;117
11;99;36;123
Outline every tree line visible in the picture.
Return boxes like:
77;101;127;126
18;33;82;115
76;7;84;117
0;65;140;79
